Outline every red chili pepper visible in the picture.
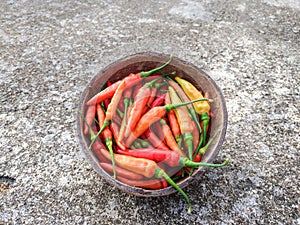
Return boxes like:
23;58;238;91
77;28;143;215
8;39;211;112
160;119;186;157
164;92;182;148
117;176;168;190
150;92;166;108
96;103;117;178
86;80;121;106
125;97;210;147
99;147;193;213
99;162;143;180
110;121;126;150
116;148;228;168
125;76;162;138
99;79;126;134
83;105;96;135
144;128;169;150
80;113;109;163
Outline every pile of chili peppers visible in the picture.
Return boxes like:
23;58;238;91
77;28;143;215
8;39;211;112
82;56;228;213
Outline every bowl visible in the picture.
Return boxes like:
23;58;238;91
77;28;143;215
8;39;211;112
77;52;228;197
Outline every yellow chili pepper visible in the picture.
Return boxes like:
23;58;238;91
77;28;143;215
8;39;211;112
175;77;210;115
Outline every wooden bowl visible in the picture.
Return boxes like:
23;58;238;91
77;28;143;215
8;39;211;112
77;52;228;197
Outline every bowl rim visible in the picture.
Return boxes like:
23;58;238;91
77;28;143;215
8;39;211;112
76;52;228;197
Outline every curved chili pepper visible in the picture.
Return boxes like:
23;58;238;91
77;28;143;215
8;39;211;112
110;120;126;150
125;76;162;138
116;148;228;168
125;97;212;147
164;92;182;148
84;105;96;135
96;104;117;178
86;80;121;106
175;77;210;114
159;119;186;157
150;92;166;108
144;128;169;150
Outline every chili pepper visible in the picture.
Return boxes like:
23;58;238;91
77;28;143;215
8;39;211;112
150;92;166;108
96;104;117;178
99;79;126;135
79;111;108;163
168;78;202;152
175;77;210;115
110;120;126;150
103;97;110;111
116;148;228;168
160;119;186;157
86;80;121;106
107;80;112;86
118;88;132;143
164;92;182;148
99;148;193;213
125;97;212;147
144;128;169;150
125;76;162;138
83;105;96;135
168;86;195;160
100;162;143;180
117;176;167;190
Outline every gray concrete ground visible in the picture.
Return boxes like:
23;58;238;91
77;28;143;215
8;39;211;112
1;0;299;224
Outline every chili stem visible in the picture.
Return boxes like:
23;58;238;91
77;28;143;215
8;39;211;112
155;168;192;214
198;129;221;155
139;55;173;77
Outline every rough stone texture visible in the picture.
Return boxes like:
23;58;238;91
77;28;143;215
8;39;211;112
0;0;299;224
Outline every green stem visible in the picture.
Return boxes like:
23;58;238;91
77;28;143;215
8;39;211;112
144;76;162;88
198;129;221;155
166;98;213;112
139;55;173;77
155;168;192;214
183;132;194;161
91;119;111;149
180;158;229;168
105;138;117;179
200;112;210;146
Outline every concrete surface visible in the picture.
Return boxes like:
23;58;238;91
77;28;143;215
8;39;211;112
0;0;299;224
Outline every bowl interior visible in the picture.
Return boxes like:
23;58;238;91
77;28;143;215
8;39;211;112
77;52;227;197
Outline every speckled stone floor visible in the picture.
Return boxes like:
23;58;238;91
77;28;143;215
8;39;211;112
1;0;299;224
